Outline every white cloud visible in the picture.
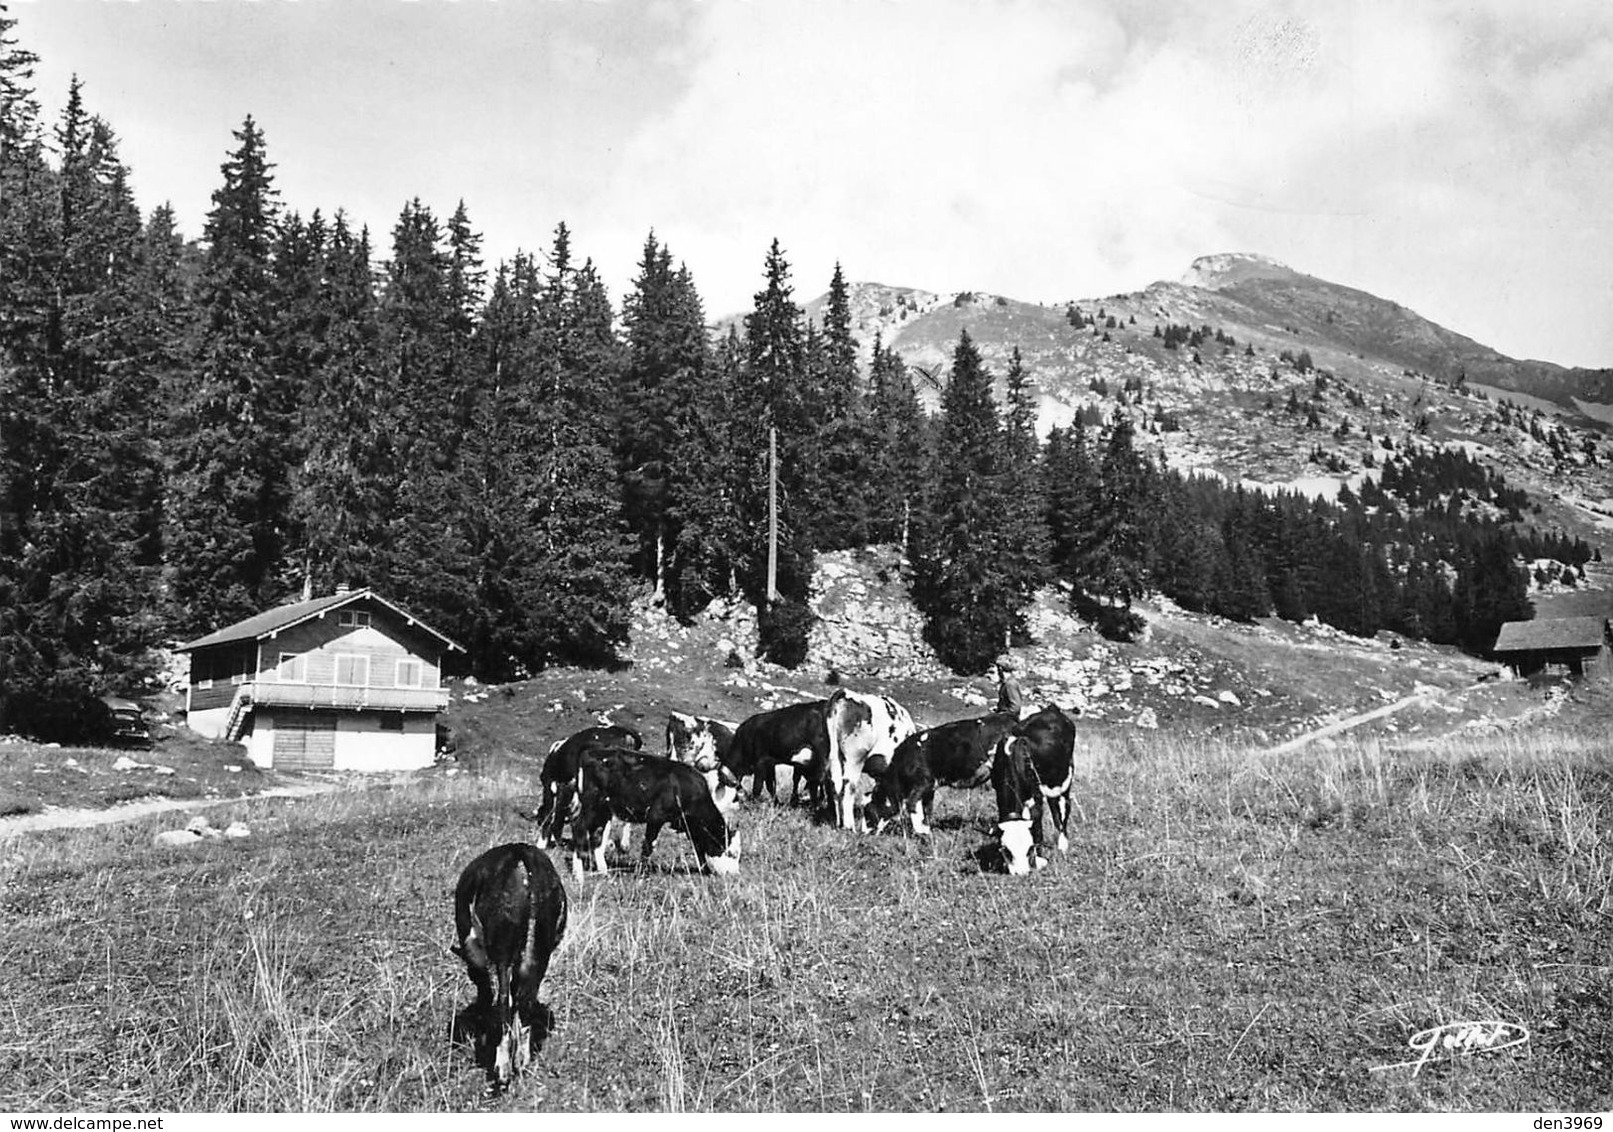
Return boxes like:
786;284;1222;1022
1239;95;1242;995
16;0;1613;364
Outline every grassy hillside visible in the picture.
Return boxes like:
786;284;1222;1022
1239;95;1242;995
0;722;1605;1112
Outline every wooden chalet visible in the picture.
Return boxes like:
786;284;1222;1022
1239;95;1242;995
1491;616;1612;681
177;587;464;772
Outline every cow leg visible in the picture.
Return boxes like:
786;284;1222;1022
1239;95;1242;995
526;788;558;848
1049;794;1070;853
570;823;606;877
610;819;633;857
753;757;780;803
1031;801;1049;869
910;786;936;835
641;819;662;866
514;954;554;1055
835;778;860;832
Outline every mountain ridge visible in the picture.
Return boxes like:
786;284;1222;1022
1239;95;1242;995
769;252;1613;560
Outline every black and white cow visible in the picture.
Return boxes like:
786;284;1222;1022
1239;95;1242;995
451;842;568;1094
664;711;736;772
525;723;643;847
721;699;834;807
563;746;741;876
866;711;1019;835
822;689;918;832
664;711;739;808
990;706;1077;875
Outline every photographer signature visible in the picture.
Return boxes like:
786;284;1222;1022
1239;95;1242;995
1370;1020;1530;1076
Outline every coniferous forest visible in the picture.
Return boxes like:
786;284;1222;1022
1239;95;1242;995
0;13;1567;742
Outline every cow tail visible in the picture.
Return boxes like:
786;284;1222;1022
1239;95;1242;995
518;857;541;982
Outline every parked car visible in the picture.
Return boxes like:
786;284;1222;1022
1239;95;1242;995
96;695;152;748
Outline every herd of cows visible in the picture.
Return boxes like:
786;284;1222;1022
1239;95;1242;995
451;687;1082;1092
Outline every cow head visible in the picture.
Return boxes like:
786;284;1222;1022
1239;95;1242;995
707;832;742;875
996;818;1044;876
712;765;742;813
686;729;720;773
864;763;905;832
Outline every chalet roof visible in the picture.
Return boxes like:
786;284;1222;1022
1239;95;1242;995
178;588;465;653
1492;616;1609;653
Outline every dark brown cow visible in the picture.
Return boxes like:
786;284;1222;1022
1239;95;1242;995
720;699;834;807
563;747;741;876
525;724;643;847
866;711;1019;834
451;842;567;1094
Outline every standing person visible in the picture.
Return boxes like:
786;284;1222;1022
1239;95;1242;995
993;660;1025;717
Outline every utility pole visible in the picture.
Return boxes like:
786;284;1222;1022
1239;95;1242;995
767;426;780;603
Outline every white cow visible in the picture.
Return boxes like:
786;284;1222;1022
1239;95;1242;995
824;689;917;832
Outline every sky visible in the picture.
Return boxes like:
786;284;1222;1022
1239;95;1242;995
13;0;1613;369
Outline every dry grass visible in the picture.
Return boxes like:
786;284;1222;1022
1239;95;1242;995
0;729;274;819
0;732;1606;1112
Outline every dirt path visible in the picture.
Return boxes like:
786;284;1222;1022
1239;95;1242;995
1265;692;1434;754
0;780;341;838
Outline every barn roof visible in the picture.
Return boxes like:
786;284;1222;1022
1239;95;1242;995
1492;616;1609;653
178;588;465;653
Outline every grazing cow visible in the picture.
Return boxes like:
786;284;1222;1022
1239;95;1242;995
564;747;741;876
866;711;1019;835
526;724;642;847
991;706;1077;875
721;699;834;807
823;689;918;832
451;842;567;1094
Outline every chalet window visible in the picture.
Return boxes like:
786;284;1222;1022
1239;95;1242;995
229;648;253;685
396;659;422;688
277;653;305;682
334;654;369;687
339;610;372;629
379;714;404;733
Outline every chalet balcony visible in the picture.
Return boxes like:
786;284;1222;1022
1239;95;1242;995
244;681;450;713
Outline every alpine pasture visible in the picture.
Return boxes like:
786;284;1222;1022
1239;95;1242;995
1;702;1606;1112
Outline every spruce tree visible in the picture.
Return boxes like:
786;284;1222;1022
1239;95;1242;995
999;346;1052;624
165;116;291;636
619;232;712;598
811;262;876;551
1080;412;1154;614
1;68;169;737
291;213;394;596
462;253;543;676
666;324;747;619
377;198;478;642
739;240;816;663
865;332;928;550
910;329;1019;672
520;247;636;667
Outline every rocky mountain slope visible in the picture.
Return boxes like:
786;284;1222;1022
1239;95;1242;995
500;545;1599;756
784;254;1613;562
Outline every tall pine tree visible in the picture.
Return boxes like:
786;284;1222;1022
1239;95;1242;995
740;240;816;664
165;116;292;636
910;329;1019;672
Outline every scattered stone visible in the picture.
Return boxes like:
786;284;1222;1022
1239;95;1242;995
1217;690;1242;707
